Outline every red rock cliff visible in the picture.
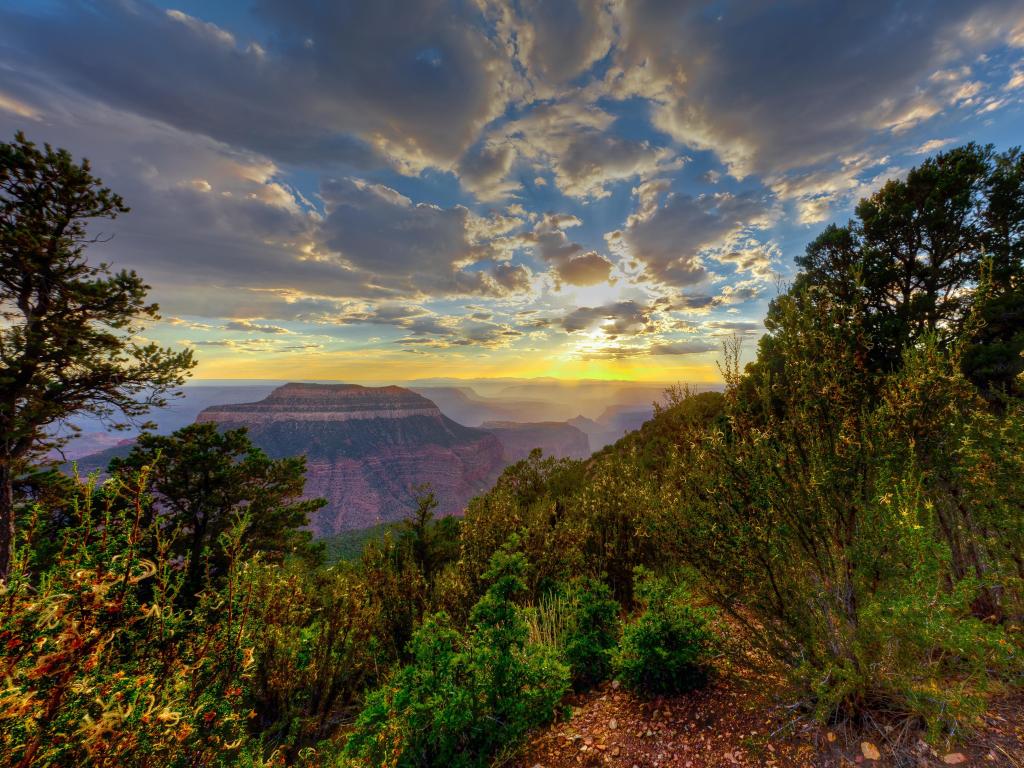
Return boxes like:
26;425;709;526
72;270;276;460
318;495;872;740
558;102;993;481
197;383;504;535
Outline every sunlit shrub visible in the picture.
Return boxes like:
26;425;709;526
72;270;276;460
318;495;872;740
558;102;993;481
0;472;259;767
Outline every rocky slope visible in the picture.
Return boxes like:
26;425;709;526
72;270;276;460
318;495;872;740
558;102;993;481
517;676;1024;767
481;420;591;461
197;383;505;535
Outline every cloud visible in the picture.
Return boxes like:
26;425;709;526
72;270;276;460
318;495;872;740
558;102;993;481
481;100;679;199
669;279;766;315
703;320;762;336
648;340;718;355
484;0;613;91
0;0;521;171
0;85;533;319
184;337;322;354
768;154;905;225
555;132;676;199
518;213;615;287
913;138;959;154
225;320;291;334
457;141;520;200
4;0;1023;372
316;176;534;299
556;252;614;286
612;190;775;287
605;1;1024;177
561;301;651;336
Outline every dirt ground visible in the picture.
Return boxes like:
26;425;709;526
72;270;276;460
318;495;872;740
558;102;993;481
514;675;1024;768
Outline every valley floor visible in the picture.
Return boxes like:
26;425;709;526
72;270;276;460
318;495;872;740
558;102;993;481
515;674;1024;768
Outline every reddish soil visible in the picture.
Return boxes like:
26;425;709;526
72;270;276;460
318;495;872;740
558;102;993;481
515;676;1024;768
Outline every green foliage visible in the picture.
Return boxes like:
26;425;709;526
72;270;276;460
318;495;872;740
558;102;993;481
397;485;460;585
320;522;397;564
343;540;570;768
109;423;326;602
612;569;716;696
663;284;1024;732
547;578;620;690
455;447;661;607
596;387;726;475
0;472;258;767
787;143;1023;385
0;131;195;579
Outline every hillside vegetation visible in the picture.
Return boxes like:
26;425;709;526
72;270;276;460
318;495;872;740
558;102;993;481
1;135;1022;766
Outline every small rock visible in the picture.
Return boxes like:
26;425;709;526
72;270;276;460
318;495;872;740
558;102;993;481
611;746;621;757
609;718;618;730
942;754;967;765
861;742;881;761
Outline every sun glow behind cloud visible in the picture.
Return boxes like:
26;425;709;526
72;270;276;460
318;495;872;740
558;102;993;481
1;0;1022;381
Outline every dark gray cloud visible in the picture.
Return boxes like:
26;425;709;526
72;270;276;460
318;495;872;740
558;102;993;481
648;340;718;355
457;141;519;199
562;301;651;335
487;101;676;199
703;320;762;336
609;0;1024;176
0;0;517;170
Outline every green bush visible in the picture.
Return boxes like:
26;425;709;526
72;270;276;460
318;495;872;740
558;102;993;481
612;569;715;696
527;578;620;690
343;540;569;768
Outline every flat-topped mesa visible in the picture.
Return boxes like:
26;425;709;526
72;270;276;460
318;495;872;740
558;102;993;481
192;382;505;534
196;383;443;425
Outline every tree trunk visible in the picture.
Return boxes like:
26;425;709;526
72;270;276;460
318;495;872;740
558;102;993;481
0;462;15;583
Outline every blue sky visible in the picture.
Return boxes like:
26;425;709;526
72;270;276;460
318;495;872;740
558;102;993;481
1;0;1022;381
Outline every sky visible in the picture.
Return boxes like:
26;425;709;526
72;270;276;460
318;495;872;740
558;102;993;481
1;1;1023;383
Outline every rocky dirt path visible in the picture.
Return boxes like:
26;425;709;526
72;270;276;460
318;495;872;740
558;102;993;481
515;677;1024;768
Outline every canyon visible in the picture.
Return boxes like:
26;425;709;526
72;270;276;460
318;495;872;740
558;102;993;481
68;380;672;536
